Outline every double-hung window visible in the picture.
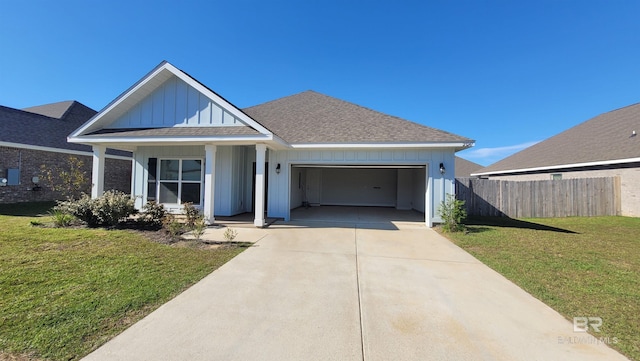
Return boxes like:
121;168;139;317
155;159;203;205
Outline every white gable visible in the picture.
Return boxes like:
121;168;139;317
108;76;245;129
70;61;276;139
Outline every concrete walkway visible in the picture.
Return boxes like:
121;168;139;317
83;221;628;361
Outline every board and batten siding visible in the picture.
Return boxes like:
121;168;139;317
267;148;455;225
109;76;245;129
131;145;251;216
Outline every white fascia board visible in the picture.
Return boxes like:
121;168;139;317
267;134;291;149
291;142;471;149
472;157;640;177
68;134;274;145
0;141;132;160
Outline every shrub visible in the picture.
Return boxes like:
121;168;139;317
223;227;238;242
55;195;96;226
138;201;166;228
93;191;137;226
55;190;136;227
182;202;200;229
162;214;184;240
438;193;467;232
49;209;75;227
191;216;207;241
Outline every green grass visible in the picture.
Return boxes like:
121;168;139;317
442;216;640;361
0;202;246;361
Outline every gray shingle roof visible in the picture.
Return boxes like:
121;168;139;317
22;100;78;119
88;126;260;137
1;101;129;157
455;157;483;177
476;102;640;175
1;101;94;152
243;90;473;145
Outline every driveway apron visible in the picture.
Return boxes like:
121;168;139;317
83;222;628;361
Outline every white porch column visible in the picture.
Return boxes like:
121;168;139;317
203;145;217;224
91;145;106;199
254;144;267;227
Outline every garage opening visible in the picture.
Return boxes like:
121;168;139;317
290;165;426;222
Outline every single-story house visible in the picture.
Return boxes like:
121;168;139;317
0;101;131;203
472;102;639;217
69;61;474;227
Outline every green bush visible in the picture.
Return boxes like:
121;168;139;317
49;209;75;227
55;190;136;227
438;193;467;232
162;214;184;240
138;201;166;228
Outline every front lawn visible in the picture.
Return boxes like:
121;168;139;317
441;216;640;361
0;202;246;361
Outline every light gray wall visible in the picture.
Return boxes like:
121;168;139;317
396;169;414;210
290;167;305;209
214;146;248;216
411;168;426;213
305;168;322;205
320;168;397;207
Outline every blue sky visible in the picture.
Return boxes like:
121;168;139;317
1;1;639;166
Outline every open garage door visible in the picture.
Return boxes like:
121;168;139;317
290;165;426;212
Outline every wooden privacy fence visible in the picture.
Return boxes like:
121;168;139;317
455;177;621;218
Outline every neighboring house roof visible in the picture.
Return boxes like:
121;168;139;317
23;100;79;119
474;102;640;176
455;156;483;177
69;61;474;151
0;101;130;157
1;101;96;152
243;90;473;146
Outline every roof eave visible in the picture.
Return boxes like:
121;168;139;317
472;157;640;177
291;141;474;149
68;133;290;150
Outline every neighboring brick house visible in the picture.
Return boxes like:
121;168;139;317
473;102;640;217
0;101;131;203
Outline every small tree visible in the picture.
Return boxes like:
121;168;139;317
438;193;467;232
182;202;200;229
40;156;89;199
192;216;207;241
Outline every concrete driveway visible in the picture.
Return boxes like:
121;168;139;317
83;221;628;361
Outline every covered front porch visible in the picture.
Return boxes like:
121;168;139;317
89;143;273;227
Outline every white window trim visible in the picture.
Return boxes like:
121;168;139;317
156;158;204;208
